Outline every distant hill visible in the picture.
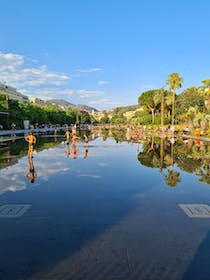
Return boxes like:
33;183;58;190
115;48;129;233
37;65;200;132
106;104;140;113
43;99;98;113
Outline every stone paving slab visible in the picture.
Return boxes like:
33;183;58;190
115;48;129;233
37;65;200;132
179;204;210;218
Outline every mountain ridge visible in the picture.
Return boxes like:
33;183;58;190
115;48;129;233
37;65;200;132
40;99;99;113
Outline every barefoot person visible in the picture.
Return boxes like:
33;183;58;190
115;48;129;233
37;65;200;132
25;131;37;158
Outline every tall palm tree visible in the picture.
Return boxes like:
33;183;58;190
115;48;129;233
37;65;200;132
161;88;165;130
166;73;183;126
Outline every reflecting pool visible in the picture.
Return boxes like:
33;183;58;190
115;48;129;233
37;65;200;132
0;130;210;279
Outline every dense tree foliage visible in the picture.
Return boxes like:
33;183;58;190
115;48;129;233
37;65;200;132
176;87;206;114
0;92;91;129
138;89;160;124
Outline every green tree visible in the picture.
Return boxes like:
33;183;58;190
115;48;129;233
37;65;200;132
77;110;91;124
22;104;48;125
176;87;205;115
166;73;183;125
199;79;210;111
100;110;110;123
138;89;160;124
110;108;126;124
7;99;25;128
66;108;77;124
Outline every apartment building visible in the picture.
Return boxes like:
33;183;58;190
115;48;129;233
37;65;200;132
0;82;29;104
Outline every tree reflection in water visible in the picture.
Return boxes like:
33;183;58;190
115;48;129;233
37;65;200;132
136;133;209;187
99;126;207;188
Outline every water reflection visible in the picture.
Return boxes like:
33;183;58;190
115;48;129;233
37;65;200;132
137;134;209;187
65;140;71;157
0;129;210;279
0;129;210;189
26;156;37;183
83;145;89;159
72;143;78;159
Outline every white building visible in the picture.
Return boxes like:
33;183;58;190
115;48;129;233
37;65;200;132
0;82;29;104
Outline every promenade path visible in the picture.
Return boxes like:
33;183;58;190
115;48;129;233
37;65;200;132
0;127;64;143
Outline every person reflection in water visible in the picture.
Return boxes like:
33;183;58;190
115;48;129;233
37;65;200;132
26;157;37;183
72;144;78;159
83;134;89;159
65;140;71;157
83;146;88;159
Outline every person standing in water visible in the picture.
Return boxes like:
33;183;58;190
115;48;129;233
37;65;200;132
64;129;71;142
25;131;37;158
83;134;88;144
72;134;80;144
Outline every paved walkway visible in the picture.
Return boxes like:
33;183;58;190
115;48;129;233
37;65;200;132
0;127;64;142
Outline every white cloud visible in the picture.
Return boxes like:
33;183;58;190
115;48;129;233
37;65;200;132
88;98;125;110
98;80;110;86
0;52;24;65
27;88;103;100
0;51;108;109
76;68;103;73
0;52;70;88
77;174;101;179
75;89;102;98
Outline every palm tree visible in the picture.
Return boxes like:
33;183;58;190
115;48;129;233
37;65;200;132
161;88;165;130
166;73;183;126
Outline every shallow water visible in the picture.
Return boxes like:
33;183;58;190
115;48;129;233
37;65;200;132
0;134;210;279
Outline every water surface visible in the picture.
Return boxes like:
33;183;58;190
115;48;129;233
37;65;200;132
0;133;210;279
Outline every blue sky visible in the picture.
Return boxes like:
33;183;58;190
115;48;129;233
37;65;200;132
0;0;210;110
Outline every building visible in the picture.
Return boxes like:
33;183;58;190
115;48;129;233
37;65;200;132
28;97;48;107
0;82;29;104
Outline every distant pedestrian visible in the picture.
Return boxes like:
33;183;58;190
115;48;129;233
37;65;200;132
83;134;89;144
64;129;71;142
72;134;80;144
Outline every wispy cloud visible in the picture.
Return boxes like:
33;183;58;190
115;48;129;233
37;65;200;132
25;88;103;100
77;174;102;179
88;98;125;110
98;80;110;86
75;89;102;98
76;68;103;73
